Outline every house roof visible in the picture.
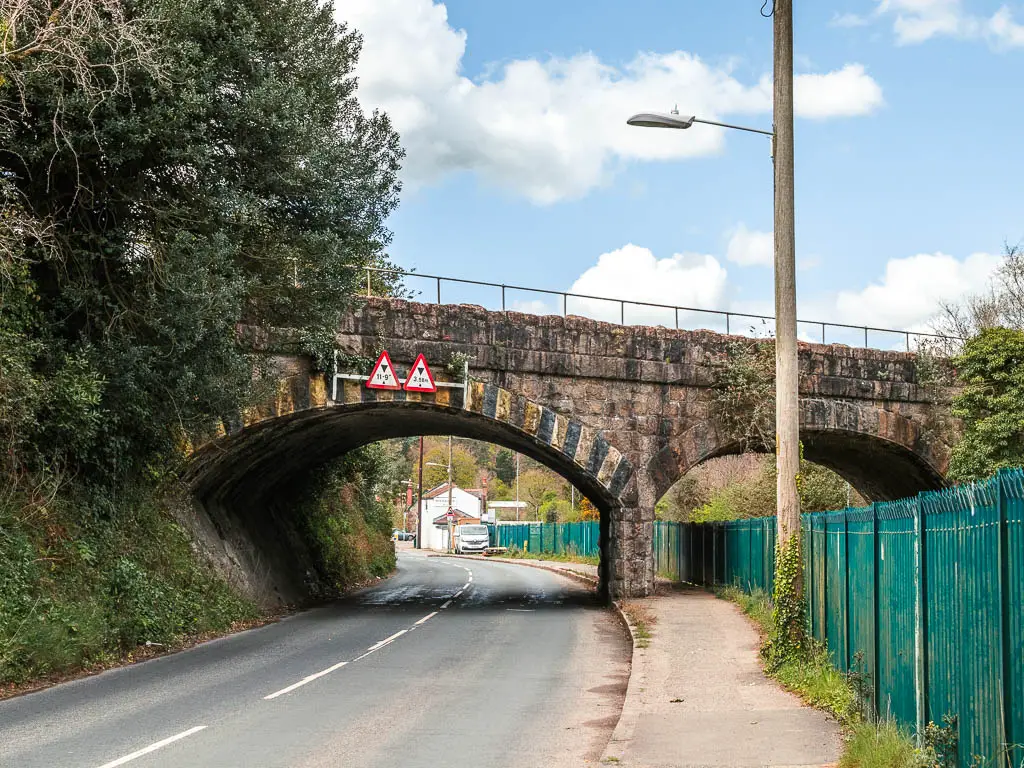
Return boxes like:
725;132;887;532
430;509;479;525
422;482;484;500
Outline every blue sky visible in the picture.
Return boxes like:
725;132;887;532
338;0;1023;341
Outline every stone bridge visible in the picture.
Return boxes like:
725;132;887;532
184;298;952;601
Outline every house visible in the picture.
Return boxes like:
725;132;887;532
417;482;484;551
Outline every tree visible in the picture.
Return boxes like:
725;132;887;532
947;327;1024;481
494;449;517;485
2;0;403;479
576;497;599;521
539;499;571;523
711;339;776;452
422;445;477;490
939;245;1024;343
518;469;564;519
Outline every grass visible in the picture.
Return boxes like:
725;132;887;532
840;720;930;768
716;583;931;768
496;545;600;567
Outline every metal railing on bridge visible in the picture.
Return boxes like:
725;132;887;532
353;265;961;352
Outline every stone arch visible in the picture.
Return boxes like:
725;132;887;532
182;368;638;599
646;398;948;503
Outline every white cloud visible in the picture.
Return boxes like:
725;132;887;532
870;0;1024;47
338;0;884;203
566;244;729;327
726;225;774;267
831;12;872;28
794;64;884;118
833;251;1002;329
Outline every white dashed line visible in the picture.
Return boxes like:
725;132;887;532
367;629;407;651
263;661;349;700
262;559;475;700
95;726;207;768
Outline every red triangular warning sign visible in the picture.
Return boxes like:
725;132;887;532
404;354;437;393
366;350;402;390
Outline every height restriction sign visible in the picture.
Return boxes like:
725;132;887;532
366;350;401;390
403;354;437;393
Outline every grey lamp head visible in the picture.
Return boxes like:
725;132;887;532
626;110;696;129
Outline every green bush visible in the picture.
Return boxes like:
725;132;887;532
0;484;257;684
294;446;399;595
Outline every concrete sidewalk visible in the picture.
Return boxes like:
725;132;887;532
605;584;841;768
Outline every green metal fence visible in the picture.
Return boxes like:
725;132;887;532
488;521;600;557
654;469;1024;768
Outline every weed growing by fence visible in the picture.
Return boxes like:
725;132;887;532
498;545;600;567
620;602;655;649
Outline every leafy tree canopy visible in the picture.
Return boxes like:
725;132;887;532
948;327;1024;481
1;0;403;480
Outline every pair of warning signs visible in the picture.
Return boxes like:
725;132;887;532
366;351;437;393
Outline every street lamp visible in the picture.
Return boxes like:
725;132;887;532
625;0;800;570
626;108;775;142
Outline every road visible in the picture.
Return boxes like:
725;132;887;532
0;551;630;768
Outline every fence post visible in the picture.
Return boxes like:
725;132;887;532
702;525;708;586
807;515;816;640
712;524;718;586
996;473;1014;756
872;502;881;718
843;508;851;673
822;514;828;646
913;495;927;742
723;522;728;586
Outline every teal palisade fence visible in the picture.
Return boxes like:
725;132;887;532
488;521;600;557
653;468;1024;768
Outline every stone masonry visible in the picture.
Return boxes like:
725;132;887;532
185;298;952;600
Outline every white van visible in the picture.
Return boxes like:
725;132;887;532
455;524;490;554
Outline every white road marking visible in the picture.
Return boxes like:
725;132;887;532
351;629;410;662
366;629;407;651
95;726;207;768
262;558;476;701
263;661;349;700
507;609;535;612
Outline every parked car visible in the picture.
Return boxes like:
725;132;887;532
454;524;490;554
392;529;415;541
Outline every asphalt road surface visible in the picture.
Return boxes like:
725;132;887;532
0;551;630;768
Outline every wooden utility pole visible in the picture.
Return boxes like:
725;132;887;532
447;435;454;552
416;437;425;549
773;0;800;547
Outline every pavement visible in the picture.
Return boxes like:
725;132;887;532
604;583;842;768
0;551;629;768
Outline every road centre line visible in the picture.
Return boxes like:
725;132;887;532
366;629;407;651
262;564;472;700
95;726;207;768
263;661;349;700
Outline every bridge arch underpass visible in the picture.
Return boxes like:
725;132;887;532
184;397;636;603
646;397;948;507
